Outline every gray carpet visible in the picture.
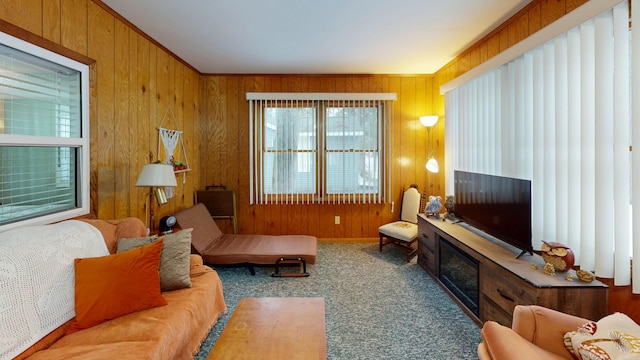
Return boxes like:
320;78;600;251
195;241;482;360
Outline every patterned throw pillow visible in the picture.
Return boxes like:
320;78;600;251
117;229;193;292
564;312;640;359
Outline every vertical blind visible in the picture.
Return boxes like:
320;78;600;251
444;0;639;290
247;93;395;205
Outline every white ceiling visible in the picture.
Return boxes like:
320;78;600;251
101;0;531;75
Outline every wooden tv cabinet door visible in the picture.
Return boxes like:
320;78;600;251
417;215;608;327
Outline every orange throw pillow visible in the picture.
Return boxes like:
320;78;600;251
67;239;167;334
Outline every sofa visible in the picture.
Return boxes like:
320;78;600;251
2;217;227;360
478;305;640;360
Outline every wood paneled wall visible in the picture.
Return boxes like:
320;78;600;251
0;0;201;227
434;0;589;87
432;0;640;320
199;75;441;238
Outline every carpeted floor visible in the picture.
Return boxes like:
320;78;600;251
195;241;482;360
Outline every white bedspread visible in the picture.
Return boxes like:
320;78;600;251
0;220;108;360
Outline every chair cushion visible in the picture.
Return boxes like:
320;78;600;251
379;221;418;242
400;187;421;223
175;203;224;254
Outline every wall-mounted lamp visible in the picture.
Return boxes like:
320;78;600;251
420;115;439;173
135;163;177;233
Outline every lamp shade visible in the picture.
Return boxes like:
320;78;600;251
135;164;178;187
419;115;439;127
426;157;439;173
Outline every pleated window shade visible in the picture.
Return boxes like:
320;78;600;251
443;0;640;291
247;93;396;205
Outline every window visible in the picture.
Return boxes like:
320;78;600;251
248;93;395;204
0;31;90;232
442;2;638;290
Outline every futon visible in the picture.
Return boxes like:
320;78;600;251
175;203;317;276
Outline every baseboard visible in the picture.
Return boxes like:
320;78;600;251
318;238;377;244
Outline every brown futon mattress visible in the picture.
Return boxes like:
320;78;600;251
175;203;317;266
199;233;317;265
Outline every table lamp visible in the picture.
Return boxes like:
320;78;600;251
135;163;177;233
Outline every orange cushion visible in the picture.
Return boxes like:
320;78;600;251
67;239;167;334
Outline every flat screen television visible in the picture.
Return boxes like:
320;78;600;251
453;170;533;258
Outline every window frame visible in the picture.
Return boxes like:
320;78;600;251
248;92;395;205
0;31;90;232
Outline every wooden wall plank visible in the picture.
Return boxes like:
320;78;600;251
114;20;130;219
239;76;262;234
182;67;199;209
135;34;151;223
529;3;543;35
42;0;61;43
88;1;115;219
541;0;566;28
0;0;42;36
61;0;87;55
128;30;141;221
566;0;588;13
511;13;529;46
167;58;183;216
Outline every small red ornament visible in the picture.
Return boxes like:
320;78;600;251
540;241;575;272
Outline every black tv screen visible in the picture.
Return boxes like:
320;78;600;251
453;171;532;256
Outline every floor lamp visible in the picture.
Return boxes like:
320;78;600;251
420;115;439;174
135;163;177;234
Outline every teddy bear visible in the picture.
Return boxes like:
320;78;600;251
424;195;442;218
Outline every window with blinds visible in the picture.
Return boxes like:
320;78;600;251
0;32;90;231
248;93;395;205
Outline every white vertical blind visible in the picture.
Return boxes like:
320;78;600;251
633;0;640;293
579;20;596;271
566;27;582;259
613;3;631;285
443;1;636;289
594;11;615;278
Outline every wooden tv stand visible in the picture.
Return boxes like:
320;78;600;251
417;214;608;326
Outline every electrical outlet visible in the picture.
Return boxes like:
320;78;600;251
334;216;340;225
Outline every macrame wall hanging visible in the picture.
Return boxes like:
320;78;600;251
157;106;190;199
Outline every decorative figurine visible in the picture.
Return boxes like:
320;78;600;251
543;262;556;276
443;195;456;220
576;269;595;283
424;195;442;218
540;241;575;272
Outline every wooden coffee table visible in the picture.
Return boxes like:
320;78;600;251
208;297;327;360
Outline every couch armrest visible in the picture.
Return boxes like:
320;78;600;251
189;254;212;277
480;321;570;360
512;305;589;358
190;254;204;267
